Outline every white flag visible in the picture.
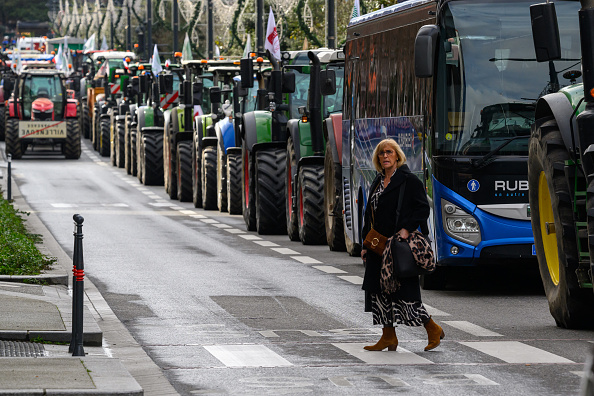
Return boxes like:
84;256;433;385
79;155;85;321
264;8;281;61
242;34;251;59
214;44;220;58
351;0;360;20
83;33;96;51
151;44;163;75
55;44;63;70
182;33;193;61
100;35;108;50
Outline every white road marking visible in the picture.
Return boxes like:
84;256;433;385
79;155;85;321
571;371;585;378
179;210;199;215
204;345;292;367
149;202;174;207
190;214;207;219
270;248;300;255
169;205;184;210
201;219;219;224
224;228;245;234
291;256;322;264
147;195;161;199
137;187;149;191
141;191;153;195
50;203;78;208
442;321;503;337
423;304;450;317
101;203;129;207
239;235;262;240
212;224;232;228
124;180;137;184
253;241;280;247
313;265;346;274
337;276;363;285
460;341;575;364
333;343;433;365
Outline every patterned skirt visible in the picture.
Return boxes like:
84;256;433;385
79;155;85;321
371;292;430;326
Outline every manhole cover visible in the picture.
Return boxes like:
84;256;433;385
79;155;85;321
0;341;46;357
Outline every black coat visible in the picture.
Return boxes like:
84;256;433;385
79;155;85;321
361;164;430;306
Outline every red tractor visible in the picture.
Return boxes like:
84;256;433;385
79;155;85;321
5;69;81;159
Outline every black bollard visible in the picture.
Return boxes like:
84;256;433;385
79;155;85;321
71;214;85;357
7;154;11;201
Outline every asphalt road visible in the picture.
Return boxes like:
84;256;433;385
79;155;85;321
5;140;594;396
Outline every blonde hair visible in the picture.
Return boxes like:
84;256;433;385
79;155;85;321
372;139;407;173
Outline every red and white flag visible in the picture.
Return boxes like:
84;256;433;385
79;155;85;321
265;8;281;60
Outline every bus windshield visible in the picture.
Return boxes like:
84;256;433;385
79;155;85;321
436;0;581;156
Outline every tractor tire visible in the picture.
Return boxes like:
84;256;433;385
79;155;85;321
192;141;203;208
99;117;110;157
226;152;242;215
141;133;164;186
285;138;299;241
297;164;326;244
201;146;217;210
81;101;90;139
110;116;116;166
5;118;22;159
528;117;594;329
124;117;132;174
324;141;346;251
176;141;193;202
255;148;287;235
164;124;177;199
92;104;100;151
216;145;228;212
115;120;125;168
0;106;6;141
242;143;256;231
63;118;81;159
130;131;138;177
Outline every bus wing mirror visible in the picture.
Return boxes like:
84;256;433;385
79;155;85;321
319;69;336;96
282;71;295;94
240;58;254;88
530;2;561;62
414;25;439;78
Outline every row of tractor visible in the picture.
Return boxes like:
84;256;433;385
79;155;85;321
83;48;348;251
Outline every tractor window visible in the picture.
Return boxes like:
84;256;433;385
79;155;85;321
21;75;64;120
289;69;310;119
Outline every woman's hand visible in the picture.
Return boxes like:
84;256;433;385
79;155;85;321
397;228;410;239
361;249;367;263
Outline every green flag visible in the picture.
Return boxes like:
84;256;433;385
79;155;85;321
182;33;193;61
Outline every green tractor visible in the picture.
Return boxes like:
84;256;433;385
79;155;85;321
528;0;594;328
240;51;296;233
285;50;344;245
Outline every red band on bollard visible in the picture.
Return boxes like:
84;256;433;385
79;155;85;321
74;269;85;281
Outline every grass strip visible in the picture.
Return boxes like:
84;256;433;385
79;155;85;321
0;189;55;275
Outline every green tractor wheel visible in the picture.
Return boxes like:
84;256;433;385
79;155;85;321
528;117;594;328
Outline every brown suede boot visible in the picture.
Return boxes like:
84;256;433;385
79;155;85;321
364;326;398;351
424;317;445;351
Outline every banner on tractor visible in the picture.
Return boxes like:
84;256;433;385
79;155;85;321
19;121;67;138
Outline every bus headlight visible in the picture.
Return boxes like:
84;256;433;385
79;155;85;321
441;199;481;246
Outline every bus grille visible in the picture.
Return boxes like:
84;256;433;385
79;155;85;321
343;177;352;229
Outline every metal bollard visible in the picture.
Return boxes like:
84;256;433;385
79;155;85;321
70;214;85;357
7;154;11;201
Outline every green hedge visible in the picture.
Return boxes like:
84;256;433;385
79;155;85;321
0;192;55;275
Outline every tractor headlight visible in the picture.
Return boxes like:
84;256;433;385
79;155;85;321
441;199;481;246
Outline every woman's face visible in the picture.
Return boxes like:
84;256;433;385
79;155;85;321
378;146;398;172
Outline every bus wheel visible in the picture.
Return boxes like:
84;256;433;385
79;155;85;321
177;141;193;202
242;143;256;230
255;148;287;235
529;117;594;329
285;138;300;241
202;146;217;210
5;119;22;159
298;164;326;245
227;152;242;215
324;141;346;251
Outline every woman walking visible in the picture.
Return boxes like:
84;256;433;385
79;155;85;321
361;138;444;352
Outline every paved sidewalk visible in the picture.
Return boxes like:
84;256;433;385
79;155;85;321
0;152;178;395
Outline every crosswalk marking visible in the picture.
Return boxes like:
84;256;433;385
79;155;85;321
313;265;346;274
442;321;502;337
423;304;450;317
204;345;293;367
337;275;363;285
460;341;575;364
291;256;322;264
332;343;433;365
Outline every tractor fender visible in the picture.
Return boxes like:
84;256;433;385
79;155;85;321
194;114;213;150
215;117;236;154
115;115;127;122
0;86;4;103
287;119;302;163
129;104;137;118
137;106;151;130
242;110;273;153
65;100;77;118
8;99;17;118
324;113;342;165
202;136;218;148
297;155;324;169
535;93;578;153
163;108;172;136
